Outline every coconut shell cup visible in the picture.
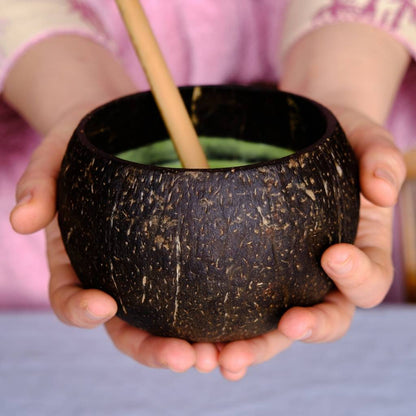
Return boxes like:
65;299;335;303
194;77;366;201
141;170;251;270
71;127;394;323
57;85;360;343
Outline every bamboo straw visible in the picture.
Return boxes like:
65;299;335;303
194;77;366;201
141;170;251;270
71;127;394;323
404;149;416;179
401;149;416;302
115;0;209;169
400;179;416;302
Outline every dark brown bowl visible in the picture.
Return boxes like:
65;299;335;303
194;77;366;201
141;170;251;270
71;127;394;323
57;85;360;342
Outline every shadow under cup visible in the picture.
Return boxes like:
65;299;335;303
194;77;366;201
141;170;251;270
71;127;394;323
57;85;360;342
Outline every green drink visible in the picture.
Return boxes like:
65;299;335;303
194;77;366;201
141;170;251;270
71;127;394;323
116;137;293;168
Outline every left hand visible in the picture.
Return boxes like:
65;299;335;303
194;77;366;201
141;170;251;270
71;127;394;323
224;21;410;382
216;105;406;380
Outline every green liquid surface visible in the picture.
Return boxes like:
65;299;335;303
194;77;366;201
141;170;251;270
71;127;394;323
116;137;293;168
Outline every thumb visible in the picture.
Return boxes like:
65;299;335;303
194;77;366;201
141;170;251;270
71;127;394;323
8;105;84;234
10;133;66;234
9;100;122;234
336;109;407;207
355;130;406;207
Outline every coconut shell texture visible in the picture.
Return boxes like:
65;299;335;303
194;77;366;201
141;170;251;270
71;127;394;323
57;86;360;342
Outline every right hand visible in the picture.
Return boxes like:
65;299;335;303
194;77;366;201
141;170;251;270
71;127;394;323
10;105;225;375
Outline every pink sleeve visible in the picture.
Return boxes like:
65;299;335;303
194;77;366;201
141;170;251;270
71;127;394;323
280;0;416;60
0;0;114;92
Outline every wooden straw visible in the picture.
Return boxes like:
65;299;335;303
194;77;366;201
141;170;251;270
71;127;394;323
115;0;209;169
400;179;416;302
404;149;416;179
402;149;416;302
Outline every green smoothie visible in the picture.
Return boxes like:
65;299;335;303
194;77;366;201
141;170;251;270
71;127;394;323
116;137;293;168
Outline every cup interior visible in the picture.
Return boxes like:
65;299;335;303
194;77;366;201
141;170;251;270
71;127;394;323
79;86;331;168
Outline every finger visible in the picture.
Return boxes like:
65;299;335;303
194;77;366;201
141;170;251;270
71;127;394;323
278;291;355;343
218;330;293;381
358;139;406;207
51;285;118;328
193;343;219;373
343;120;406;207
10;134;67;234
220;367;248;382
47;218;117;328
321;242;393;308
105;318;196;373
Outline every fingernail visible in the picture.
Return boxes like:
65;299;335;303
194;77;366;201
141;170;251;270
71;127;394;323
16;192;32;207
328;254;353;275
84;304;113;322
299;329;313;341
196;366;216;374
225;367;247;381
85;310;109;322
374;168;397;190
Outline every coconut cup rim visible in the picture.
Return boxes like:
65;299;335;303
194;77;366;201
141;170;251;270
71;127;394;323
73;85;340;173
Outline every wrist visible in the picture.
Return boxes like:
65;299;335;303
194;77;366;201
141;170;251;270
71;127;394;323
3;34;137;135
280;23;410;125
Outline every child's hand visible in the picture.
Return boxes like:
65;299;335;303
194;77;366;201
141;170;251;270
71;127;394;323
273;21;409;356
215;106;406;381
276;106;406;337
45;217;220;374
8;108;222;377
217;22;411;380
6;35;234;380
